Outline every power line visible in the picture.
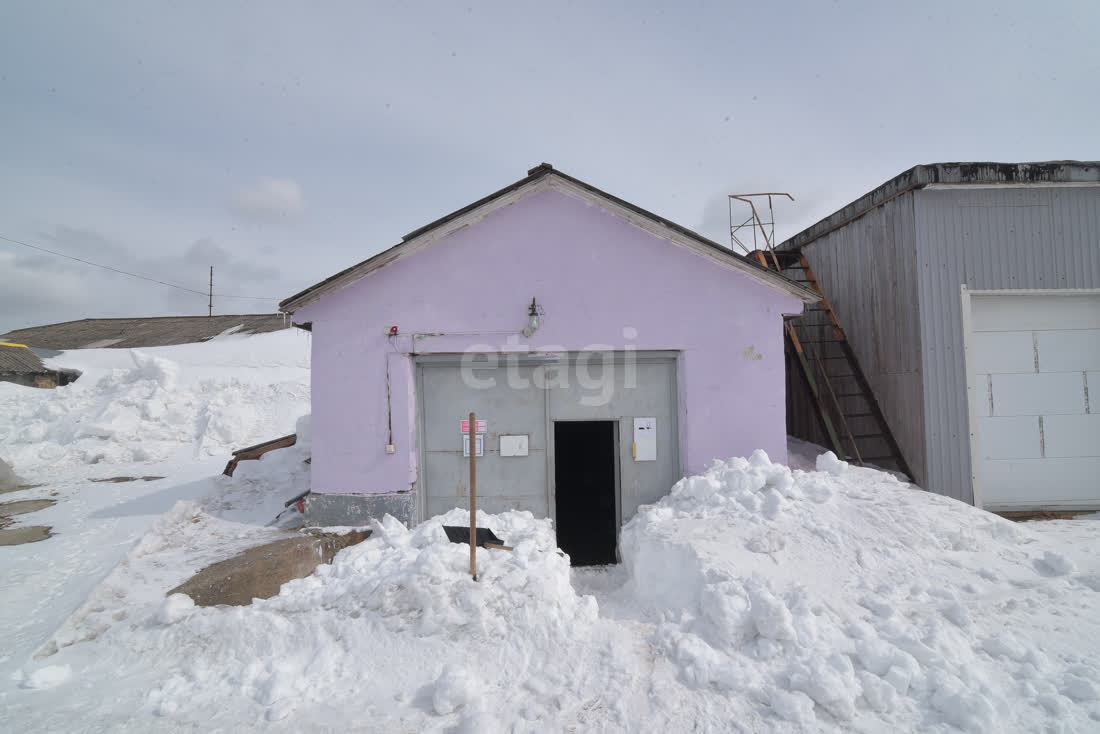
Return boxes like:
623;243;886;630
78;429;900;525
0;233;208;296
212;292;279;301
0;233;280;302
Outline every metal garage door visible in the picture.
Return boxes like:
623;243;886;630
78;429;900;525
416;352;679;524
965;291;1100;510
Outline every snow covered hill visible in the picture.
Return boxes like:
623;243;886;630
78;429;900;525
2;330;1100;732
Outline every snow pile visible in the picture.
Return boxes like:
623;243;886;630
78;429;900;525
7;389;1100;733
25;507;607;730
35;412;315;664
621;450;1100;731
268;509;589;638
20;664;71;690
206;413;313;525
0;330;310;710
0;456;23;490
0;329;310;472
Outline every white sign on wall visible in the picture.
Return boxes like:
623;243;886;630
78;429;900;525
463;434;484;457
500;434;529;457
633;417;657;461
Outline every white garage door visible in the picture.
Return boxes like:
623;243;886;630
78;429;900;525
966;290;1100;511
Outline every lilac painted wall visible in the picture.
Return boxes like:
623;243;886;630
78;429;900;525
296;188;803;496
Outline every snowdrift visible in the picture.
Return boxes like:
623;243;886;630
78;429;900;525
621;450;1100;731
19;447;1100;732
208;413;313;526
0;329;312;720
0;456;23;491
27;506;610;731
0;329;310;472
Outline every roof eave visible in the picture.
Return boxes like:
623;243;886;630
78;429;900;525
279;166;555;313
780;160;1100;251
280;165;819;312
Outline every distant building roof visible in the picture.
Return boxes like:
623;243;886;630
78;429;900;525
0;343;47;374
0;314;291;351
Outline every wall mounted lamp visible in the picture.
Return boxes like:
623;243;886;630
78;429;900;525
522;297;541;338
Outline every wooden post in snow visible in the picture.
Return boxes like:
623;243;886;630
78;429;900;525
468;411;477;581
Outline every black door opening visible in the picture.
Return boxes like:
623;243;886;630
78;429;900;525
554;421;617;566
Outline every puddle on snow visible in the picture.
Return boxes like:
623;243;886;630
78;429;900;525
0;483;42;496
0;498;57;546
0;498;56;518
0;525;53;546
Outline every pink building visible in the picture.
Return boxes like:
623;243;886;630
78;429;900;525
280;164;816;563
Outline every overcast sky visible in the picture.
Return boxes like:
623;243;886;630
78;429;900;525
2;1;1097;333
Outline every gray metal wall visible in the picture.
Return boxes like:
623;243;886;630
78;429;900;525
415;352;679;525
914;185;1100;503
789;191;927;485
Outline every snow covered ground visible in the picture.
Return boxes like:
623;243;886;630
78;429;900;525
0;329;311;722
3;331;1100;732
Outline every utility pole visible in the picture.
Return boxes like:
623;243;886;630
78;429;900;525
468;411;477;581
208;266;213;317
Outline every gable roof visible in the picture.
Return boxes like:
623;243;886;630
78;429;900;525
279;163;819;313
780;160;1100;251
0;314;290;351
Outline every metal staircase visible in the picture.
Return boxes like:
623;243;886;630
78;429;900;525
752;247;912;478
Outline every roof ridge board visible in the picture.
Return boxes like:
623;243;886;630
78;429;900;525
545;169;799;287
400;167;552;242
279;168;555;310
280;165;817;311
546;175;818;303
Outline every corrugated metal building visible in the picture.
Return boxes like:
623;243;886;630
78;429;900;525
778;161;1100;510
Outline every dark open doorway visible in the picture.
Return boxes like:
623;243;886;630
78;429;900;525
554;421;618;565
